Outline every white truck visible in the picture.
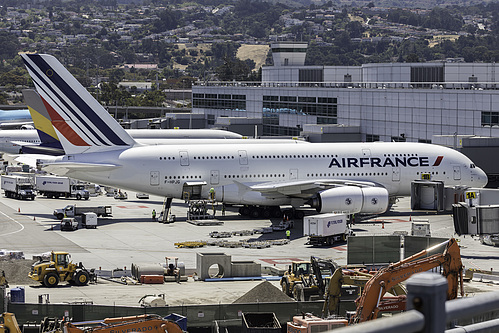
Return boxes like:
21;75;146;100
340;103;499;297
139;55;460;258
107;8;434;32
36;176;90;200
53;204;112;220
303;213;353;246
1;175;36;200
60;217;79;231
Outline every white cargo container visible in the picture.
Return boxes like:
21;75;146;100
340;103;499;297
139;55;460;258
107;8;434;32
82;212;98;229
36;176;89;200
411;220;431;237
303;213;352;246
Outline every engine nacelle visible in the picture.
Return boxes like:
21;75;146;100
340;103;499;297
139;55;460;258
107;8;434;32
310;186;389;214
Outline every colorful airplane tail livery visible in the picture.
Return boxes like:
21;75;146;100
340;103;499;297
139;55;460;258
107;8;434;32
22;89;65;155
21;53;135;155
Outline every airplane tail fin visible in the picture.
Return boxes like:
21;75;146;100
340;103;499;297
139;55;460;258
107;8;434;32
22;89;65;155
21;53;135;155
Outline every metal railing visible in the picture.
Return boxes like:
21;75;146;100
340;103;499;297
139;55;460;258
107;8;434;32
193;81;499;91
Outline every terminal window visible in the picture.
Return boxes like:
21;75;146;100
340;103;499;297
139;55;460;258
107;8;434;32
193;94;246;111
482;112;499;126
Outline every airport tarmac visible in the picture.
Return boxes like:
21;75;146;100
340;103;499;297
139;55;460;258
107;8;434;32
1;191;499;306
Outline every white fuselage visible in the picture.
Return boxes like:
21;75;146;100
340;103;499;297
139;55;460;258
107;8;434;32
0;129;250;154
49;142;487;206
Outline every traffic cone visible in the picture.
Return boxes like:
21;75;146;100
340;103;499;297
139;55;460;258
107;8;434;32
409;215;412;221
18;207;20;213
33;216;36;221
382;222;385;229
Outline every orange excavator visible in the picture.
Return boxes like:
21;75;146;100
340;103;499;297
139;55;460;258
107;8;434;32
351;238;464;324
42;314;185;333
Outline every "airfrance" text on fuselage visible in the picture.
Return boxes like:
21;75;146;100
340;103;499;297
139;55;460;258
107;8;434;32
328;156;434;168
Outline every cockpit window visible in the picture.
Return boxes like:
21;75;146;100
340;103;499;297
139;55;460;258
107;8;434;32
470;164;476;168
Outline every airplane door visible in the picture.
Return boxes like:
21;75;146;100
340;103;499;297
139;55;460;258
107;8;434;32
210;170;219;185
179;151;189;166
290;169;298;180
453;166;461;180
392;167;400;182
150;171;160;186
238;150;248;165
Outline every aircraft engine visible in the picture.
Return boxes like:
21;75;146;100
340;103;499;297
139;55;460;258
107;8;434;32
309;186;389;214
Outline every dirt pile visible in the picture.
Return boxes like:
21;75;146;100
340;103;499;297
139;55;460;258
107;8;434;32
233;281;294;303
0;259;38;286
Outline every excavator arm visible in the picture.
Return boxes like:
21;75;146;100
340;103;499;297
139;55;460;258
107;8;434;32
352;238;463;323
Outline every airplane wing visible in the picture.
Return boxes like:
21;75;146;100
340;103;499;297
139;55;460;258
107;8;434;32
248;179;380;199
41;162;121;175
0;121;34;129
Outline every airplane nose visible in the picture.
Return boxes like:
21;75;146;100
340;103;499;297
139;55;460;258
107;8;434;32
474;167;488;187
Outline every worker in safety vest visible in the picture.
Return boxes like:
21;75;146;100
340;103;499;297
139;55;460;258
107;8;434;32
286;229;291;239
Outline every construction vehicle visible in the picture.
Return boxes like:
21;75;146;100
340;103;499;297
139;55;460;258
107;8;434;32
1;175;35;200
280;260;317;301
0;313;22;333
40;314;184;333
351;238;464;323
281;257;338;301
29;251;95;287
322;267;408;318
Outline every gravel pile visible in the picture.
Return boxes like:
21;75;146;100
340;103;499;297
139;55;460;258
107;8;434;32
0;259;38;286
233;281;294;303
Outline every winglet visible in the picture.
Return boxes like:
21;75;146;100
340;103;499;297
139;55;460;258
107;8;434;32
21;53;135;154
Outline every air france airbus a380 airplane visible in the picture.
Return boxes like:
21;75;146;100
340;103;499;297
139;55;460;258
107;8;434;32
21;53;488;216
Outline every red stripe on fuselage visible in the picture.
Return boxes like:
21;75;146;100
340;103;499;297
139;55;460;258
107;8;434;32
433;155;444;166
41;97;89;146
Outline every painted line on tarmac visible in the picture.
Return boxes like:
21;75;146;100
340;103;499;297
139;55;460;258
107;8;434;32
0;210;25;236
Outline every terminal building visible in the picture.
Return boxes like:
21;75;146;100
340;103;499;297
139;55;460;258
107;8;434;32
192;42;499;144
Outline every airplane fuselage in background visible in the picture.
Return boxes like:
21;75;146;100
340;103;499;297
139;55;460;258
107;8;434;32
46;141;487;213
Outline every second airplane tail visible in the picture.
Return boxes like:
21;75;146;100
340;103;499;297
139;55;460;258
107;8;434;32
21;53;135;155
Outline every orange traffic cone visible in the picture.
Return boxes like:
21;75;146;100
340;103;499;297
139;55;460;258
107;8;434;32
409;215;412;221
18;207;20;213
382;222;385;229
33;216;36;221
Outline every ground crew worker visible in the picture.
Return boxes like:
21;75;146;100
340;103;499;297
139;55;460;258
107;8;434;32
152;209;156;221
286;229;291;240
209;187;215;200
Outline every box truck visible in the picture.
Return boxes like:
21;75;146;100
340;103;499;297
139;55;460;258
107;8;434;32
1;175;36;200
303;213;353;246
36;176;89;200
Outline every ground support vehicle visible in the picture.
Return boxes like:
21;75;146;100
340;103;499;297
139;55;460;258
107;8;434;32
60;218;78;231
1;175;35;200
351;238;463;323
36;176;89;200
82;212;97;228
304;213;352;246
53;205;112;220
29;251;95;287
0;313;22;333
